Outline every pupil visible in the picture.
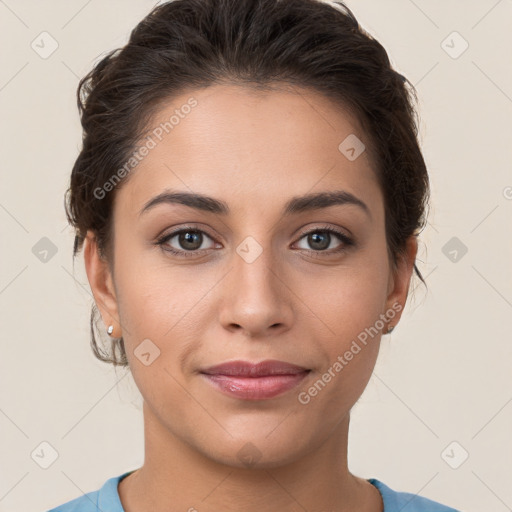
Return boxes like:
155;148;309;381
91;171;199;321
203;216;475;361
180;231;201;250
310;232;329;250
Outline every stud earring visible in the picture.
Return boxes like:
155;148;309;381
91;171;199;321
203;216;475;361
387;325;395;334
107;325;114;336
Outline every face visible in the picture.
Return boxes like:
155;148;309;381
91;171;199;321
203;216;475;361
85;84;416;468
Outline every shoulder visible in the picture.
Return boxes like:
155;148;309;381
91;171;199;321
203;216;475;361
368;478;461;512
47;490;100;512
47;471;134;512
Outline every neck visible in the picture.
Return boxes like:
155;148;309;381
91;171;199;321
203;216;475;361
118;400;382;512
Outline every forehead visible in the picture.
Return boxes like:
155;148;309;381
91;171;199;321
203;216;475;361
115;83;382;222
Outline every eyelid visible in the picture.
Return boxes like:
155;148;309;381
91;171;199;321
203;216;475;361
157;223;216;240
294;223;351;240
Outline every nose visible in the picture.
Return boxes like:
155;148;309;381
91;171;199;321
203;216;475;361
218;242;294;338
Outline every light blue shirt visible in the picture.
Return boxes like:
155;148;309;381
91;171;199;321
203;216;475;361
47;470;461;511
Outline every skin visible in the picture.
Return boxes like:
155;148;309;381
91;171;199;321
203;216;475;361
84;83;418;512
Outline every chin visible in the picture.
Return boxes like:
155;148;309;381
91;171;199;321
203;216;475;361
199;431;309;470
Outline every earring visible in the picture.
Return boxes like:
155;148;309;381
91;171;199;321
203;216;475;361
387;325;395;334
107;325;114;336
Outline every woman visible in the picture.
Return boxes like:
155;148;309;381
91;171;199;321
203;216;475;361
49;0;460;510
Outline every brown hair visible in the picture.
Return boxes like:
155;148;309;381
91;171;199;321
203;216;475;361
65;0;430;367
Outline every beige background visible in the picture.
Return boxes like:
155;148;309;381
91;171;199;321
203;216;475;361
1;1;511;511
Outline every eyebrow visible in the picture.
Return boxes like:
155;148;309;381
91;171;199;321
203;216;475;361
139;189;371;219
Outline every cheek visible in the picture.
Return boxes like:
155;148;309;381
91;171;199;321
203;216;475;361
113;236;185;329
113;265;195;400
300;278;385;413
115;266;167;333
113;251;212;370
321;284;383;386
111;252;176;371
298;253;389;339
297;244;389;389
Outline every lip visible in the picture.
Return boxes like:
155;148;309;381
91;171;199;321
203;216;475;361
200;359;311;400
201;359;309;376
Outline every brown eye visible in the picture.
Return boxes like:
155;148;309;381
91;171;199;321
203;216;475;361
156;227;217;257
294;227;354;256
176;230;203;251
305;231;331;251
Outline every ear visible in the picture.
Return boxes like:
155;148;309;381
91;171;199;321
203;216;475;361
383;235;419;330
83;230;120;338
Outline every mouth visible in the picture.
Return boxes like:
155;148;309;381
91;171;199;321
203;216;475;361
199;359;311;400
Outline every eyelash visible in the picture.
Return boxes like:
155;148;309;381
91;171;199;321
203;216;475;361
155;224;354;258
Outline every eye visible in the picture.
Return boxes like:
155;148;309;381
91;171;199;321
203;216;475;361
156;226;217;257
294;226;354;256
155;224;354;259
